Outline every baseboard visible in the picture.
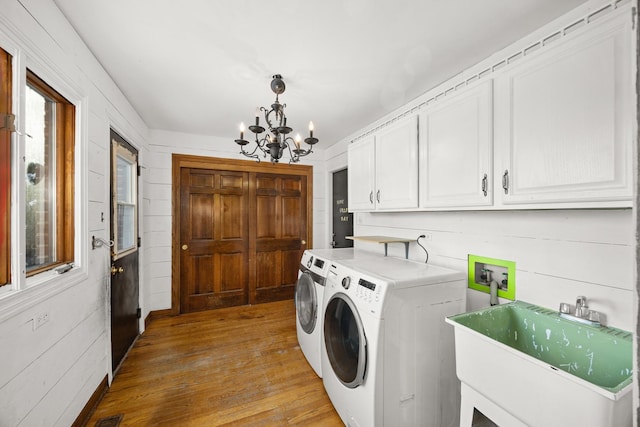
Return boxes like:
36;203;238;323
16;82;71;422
71;374;108;427
145;308;173;329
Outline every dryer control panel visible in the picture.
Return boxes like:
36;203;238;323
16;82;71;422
326;262;387;317
355;278;381;304
353;275;386;316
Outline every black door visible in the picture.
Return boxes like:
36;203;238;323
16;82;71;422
332;169;353;248
110;130;140;372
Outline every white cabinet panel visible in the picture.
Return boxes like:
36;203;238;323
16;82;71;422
347;115;419;211
495;16;632;205
375;115;419;209
421;80;493;208
347;135;375;211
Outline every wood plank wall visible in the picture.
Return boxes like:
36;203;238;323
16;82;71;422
352;208;634;330
0;1;148;426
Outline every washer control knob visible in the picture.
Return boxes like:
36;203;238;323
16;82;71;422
341;276;351;289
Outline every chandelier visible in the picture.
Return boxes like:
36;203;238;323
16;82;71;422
235;74;318;163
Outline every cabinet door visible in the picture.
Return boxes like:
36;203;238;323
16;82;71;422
495;16;632;206
421;80;493;208
375;114;419;209
347;135;376;211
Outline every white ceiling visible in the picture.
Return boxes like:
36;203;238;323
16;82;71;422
53;0;588;146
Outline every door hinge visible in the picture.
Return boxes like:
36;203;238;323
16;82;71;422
137;165;141;176
136;308;142;319
137;236;142;247
1;113;15;132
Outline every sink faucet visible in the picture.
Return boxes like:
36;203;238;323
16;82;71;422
559;296;602;327
575;295;589;318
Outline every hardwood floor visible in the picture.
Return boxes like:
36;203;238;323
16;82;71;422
87;300;342;426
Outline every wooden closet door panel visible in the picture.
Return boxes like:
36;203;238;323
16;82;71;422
252;173;306;304
189;194;214;239
220;194;243;240
256;195;278;239
180;168;249;312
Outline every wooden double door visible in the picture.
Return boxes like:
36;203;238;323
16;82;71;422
173;155;312;313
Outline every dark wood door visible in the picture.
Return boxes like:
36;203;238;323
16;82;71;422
172;155;313;314
331;168;353;248
110;130;139;372
180;168;249;312
252;173;308;304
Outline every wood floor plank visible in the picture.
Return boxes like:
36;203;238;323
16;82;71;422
87;300;342;426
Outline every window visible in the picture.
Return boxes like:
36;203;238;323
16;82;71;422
23;70;75;276
0;60;75;287
113;143;137;258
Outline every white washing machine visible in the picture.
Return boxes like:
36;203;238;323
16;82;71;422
296;249;382;378
321;257;466;427
296;250;331;377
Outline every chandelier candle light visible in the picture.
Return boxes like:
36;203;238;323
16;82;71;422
235;74;318;163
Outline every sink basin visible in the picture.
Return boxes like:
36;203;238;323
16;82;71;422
446;301;632;427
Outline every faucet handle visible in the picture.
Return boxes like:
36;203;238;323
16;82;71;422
587;310;600;323
559;302;571;314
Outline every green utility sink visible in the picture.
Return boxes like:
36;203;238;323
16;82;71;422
446;301;633;426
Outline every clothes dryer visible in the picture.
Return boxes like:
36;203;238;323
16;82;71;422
321;257;466;427
295;249;380;378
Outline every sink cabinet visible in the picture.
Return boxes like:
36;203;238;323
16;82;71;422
348;114;419;211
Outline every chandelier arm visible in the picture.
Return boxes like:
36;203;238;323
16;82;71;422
284;135;312;158
239;145;261;162
264;108;278;133
259;106;269;130
282;138;299;164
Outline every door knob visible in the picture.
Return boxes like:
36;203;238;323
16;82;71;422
111;265;124;275
182;244;188;250
301;240;306;245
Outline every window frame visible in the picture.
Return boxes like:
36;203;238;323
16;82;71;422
0;36;87;311
23;70;75;277
0;47;11;286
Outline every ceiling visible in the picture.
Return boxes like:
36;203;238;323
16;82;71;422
53;0;588;146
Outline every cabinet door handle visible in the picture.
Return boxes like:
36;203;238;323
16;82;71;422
369;191;374;204
376;190;380;203
502;170;509;194
481;174;488;197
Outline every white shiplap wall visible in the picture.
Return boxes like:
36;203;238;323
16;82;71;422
0;0;149;426
143;129;327;310
348;209;634;330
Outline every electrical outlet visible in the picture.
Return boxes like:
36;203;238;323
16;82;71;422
33;312;49;330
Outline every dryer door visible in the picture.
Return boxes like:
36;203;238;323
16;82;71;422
324;293;367;388
295;272;317;334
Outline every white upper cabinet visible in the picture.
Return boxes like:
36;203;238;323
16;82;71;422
348;114;419;211
494;13;633;207
420;80;493;208
347;135;376;211
346;5;633;212
375;115;419;209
